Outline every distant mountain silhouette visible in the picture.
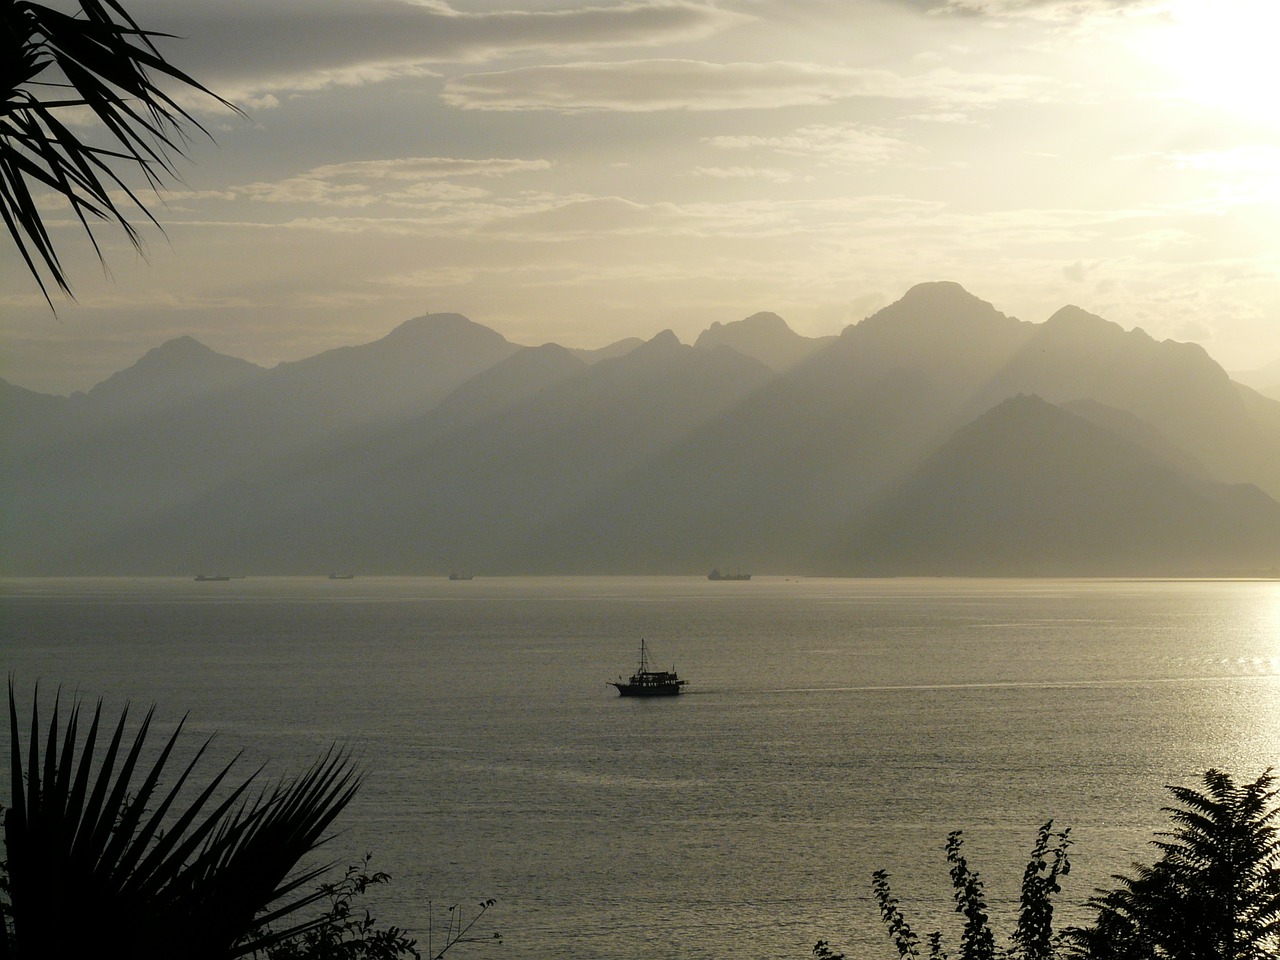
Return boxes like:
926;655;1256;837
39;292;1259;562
841;395;1280;576
251;312;522;431
428;343;588;437
1059;399;1208;479
4;283;1279;575
569;338;645;364
78;329;776;574
0;379;68;447
694;311;834;371
75;336;265;422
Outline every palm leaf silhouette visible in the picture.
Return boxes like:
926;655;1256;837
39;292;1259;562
3;681;361;959
1;0;239;303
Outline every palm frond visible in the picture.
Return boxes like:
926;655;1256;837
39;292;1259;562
1;0;242;304
3;682;362;960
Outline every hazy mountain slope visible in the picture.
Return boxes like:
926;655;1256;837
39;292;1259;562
840;395;1280;576
839;281;1037;394
1;340;271;571
559;285;1235;574
1;338;261;451
0;379;68;448
693;311;835;371
1060;399;1208;479
829;285;1280;500
550;357;947;573
563;283;1045;571
73;336;266;422
328;334;777;573
255;312;521;429
425;343;589;438
570;338;645;364
71;333;777;574
979;305;1280;497
1232;358;1280;399
1233;384;1280;486
2;314;527;573
151;343;594;574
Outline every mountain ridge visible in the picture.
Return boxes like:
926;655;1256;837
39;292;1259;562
844;394;1280;576
4;282;1278;576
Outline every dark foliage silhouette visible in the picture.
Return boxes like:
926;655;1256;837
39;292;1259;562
1063;768;1280;960
817;821;1071;960
1;0;236;302
250;857;419;960
0;682;362;958
249;855;501;960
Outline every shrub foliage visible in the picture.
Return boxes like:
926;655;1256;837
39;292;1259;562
1063;768;1280;960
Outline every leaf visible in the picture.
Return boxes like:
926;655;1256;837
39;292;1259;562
3;681;361;959
1;0;242;303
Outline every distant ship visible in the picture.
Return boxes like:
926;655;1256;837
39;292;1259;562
448;572;474;580
707;568;751;581
328;573;355;580
194;574;230;581
609;639;687;697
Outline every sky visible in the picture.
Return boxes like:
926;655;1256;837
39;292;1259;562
5;0;1280;395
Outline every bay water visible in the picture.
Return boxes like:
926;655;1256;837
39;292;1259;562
1;576;1278;958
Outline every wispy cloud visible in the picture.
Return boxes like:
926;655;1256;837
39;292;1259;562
221;157;550;209
933;0;1166;20
705;123;911;168
155;0;745;103
693;167;800;181
442;60;1049;111
308;157;553;180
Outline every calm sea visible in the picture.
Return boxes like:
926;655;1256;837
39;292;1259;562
1;576;1278;959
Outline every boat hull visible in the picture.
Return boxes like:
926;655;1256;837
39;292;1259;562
611;682;684;697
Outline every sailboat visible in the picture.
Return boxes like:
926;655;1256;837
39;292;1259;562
609;639;688;697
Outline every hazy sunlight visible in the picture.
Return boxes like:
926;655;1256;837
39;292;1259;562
1140;0;1280;125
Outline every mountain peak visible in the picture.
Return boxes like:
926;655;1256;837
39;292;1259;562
85;337;262;415
697;312;787;341
644;329;685;350
695;311;831;371
382;312;509;346
850;281;1021;340
137;335;225;367
1044;304;1123;334
153;333;208;352
900;280;984;307
587;329;688;378
724;311;789;333
882;281;1009;321
843;281;1030;382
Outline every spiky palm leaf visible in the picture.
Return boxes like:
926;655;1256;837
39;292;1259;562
1;0;237;304
2;681;362;959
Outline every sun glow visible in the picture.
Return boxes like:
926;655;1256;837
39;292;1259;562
1138;0;1280;126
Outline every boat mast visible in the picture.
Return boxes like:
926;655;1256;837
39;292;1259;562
638;638;649;673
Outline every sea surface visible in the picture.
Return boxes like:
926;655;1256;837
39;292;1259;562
1;576;1278;959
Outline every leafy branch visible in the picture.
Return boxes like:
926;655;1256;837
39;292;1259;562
427;898;502;960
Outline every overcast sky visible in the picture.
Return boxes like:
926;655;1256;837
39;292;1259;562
5;0;1280;394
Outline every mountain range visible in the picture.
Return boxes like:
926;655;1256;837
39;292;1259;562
3;281;1279;576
